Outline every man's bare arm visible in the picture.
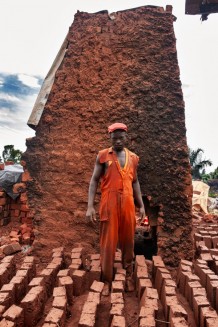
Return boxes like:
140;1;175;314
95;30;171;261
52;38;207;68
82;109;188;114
132;175;145;221
86;155;104;224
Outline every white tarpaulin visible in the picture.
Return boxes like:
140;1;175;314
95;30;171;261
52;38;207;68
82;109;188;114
27;34;69;129
192;180;210;213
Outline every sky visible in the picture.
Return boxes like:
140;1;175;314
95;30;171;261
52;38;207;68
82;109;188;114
0;0;217;172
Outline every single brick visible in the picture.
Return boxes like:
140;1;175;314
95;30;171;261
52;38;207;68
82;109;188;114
111;281;124;293
170;317;189;327
72;269;86;296
0;319;15;327
52;251;63;259
152;256;165;279
71;258;82;267
0;293;10;309
139;305;155;319
3;243;21;256
116;268;126;276
194;233;203;242
52;296;67;311
71;247;83;254
57;269;70;278
140;288;158;308
52;247;64;253
0;266;10;288
0;304;6;317
28;277;45;291
114;274;125;283
82;301;98;315
111;315;125;327
44;307;65;327
53;286;67;298
90;254;100;261
199;253;213;265
1;256;15;265
3;305;24;325
0;283;16;305
90;260;100;268
90;280;104;294
51;257;63;265
23;256;35;264
139;316;155;327
78;313;95;327
71;252;81;259
114;252;122;263
206;317;218;327
111;292;124;304
86;292;100;304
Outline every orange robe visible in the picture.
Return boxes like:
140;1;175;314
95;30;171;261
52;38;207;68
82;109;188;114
98;147;139;283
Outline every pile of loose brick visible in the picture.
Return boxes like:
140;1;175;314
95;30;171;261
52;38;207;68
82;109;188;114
0;161;32;228
0;246;218;327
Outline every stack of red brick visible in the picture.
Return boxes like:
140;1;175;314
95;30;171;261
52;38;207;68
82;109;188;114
0;161;32;227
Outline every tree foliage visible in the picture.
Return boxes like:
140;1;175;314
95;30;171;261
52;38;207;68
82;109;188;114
189;147;212;180
202;166;218;183
2;145;23;164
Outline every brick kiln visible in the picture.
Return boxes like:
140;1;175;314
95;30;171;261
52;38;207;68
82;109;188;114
23;5;193;266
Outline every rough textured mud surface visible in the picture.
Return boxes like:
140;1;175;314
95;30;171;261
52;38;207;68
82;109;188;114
23;6;193;265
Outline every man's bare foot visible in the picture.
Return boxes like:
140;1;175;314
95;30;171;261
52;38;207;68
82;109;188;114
102;283;110;296
125;277;135;292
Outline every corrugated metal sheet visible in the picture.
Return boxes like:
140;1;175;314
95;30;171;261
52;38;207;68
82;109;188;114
185;0;201;14
27;34;69;129
186;0;218;15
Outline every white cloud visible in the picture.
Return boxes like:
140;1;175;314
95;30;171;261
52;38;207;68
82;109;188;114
0;93;37;155
18;74;40;88
0;93;21;103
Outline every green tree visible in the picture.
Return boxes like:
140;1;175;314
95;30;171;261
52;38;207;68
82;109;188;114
202;166;218;183
189;147;212;180
2;145;23;164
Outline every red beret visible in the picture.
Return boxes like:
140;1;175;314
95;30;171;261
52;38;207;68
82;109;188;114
108;123;128;133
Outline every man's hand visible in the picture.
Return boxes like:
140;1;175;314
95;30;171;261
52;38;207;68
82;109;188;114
86;207;97;225
139;206;145;220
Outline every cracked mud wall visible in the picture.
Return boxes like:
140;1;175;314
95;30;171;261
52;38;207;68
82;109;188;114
23;6;193;265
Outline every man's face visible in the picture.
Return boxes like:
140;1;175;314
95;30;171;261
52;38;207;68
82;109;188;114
110;130;127;151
